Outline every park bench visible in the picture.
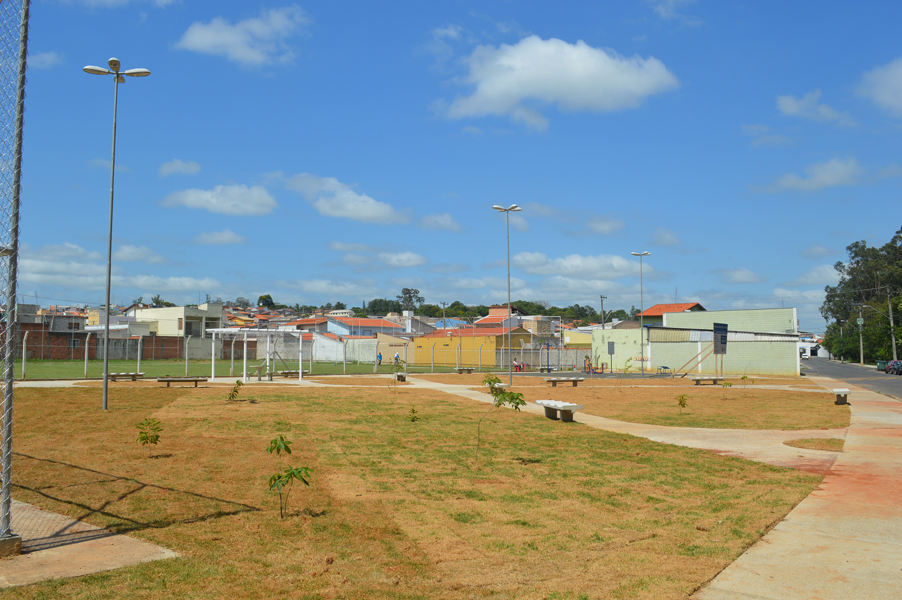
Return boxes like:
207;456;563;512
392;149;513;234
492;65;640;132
833;388;851;405
484;382;508;391
536;400;584;423
656;366;672;375
278;370;309;378
393;372;407;382
544;377;585;388
108;372;144;382
157;376;208;388
539;367;555;373
455;367;475;374
690;376;722;385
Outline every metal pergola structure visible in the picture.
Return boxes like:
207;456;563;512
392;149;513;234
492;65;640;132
206;328;310;383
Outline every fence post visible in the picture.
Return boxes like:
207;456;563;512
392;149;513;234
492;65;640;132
431;342;435;373
137;335;142;375
242;331;248;383
210;332;216;382
299;334;303;381
185;335;191;376
84;332;90;378
19;331;27;380
342;338;347;374
479;342;484;372
230;337;236;376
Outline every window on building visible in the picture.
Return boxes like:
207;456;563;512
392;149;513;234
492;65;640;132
68;321;80;330
68;339;80;349
178;318;183;331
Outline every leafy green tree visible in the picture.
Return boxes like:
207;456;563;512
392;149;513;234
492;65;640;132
367;298;402;315
333;301;347;310
397;288;425;311
257;294;275;308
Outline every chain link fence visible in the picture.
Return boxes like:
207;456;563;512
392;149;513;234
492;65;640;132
0;0;28;555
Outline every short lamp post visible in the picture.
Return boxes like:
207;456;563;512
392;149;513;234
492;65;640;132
631;251;650;376
493;204;522;386
83;58;150;410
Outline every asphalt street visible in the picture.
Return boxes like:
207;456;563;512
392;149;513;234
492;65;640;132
804;356;902;400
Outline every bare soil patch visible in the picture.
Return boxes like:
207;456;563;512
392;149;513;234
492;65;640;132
306;376;407;386
8;385;820;600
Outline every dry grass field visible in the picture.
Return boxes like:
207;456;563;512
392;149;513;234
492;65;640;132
7;383;823;599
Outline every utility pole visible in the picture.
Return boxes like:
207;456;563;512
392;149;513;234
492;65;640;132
599;295;607;326
888;288;897;361
858;304;864;366
441;301;448;330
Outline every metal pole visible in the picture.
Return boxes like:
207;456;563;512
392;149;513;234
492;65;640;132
2;0;30;554
84;332;90;378
242;331;248;382
137;334;142;374
210;332;215;382
431;342;435;373
230;337;236;376
185;335;191;376
506;211;512;386
479;342;484;372
859;305;864;366
888;289;897;361
299;334;303;381
639;255;644;377
342;339;346;374
101;74;120;411
20;332;26;380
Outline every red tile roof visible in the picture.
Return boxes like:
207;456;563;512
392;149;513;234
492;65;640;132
420;327;521;338
284;317;327;327
639;303;705;317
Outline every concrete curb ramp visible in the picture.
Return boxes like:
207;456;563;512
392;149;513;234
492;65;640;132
0;500;177;588
693;378;902;600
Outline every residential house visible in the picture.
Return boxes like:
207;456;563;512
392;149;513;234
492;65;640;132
638;302;706;326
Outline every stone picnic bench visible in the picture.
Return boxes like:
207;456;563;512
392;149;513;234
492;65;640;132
833;388;851;405
536;400;584;423
108;372;144;382
393;372;408;382
544;377;585;387
455;367;475;374
538;367;555;373
278;370;309;378
157;376;208;388
690;376;722;385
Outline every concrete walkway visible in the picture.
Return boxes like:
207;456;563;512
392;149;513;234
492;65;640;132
0;500;177;588
692;376;902;600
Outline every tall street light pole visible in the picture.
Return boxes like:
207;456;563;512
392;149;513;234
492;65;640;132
493;204;522;387
631;251;650;377
84;58;150;410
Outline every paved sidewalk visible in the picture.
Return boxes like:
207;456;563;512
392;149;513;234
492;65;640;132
0;500;177;588
693;376;902;599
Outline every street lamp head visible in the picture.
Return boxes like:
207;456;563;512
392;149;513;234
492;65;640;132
508;204;522;211
108;57;121;73
115;74;125;83
83;65;110;75
630;251;651;257
492;205;505;212
123;68;151;77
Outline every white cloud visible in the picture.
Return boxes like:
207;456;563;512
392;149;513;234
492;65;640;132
651;227;681;247
175;6;310;67
446;276;526;291
329;241;372;252
159;159;201;177
742;124;791;147
512;252;641;279
443;35;679;130
802;244;831;259
768;157;863;192
858;57;902;116
785;265;840;287
717;268;767;284
421;212;460;231
462;126;482;135
509;214;529;232
194;229;247;245
776;90;854;126
652;0;703;25
424;24;462;64
113;245;166;264
162;184;277;215
30;51;63;69
377;252;428;268
284;173;407;224
19;242;219;292
586;216;625;235
524;202;561;218
89;158;130;173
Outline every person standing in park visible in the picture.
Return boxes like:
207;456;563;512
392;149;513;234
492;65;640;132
377;352;382;366
394;352;400;365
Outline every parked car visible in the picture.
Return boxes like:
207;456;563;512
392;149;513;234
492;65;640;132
884;360;899;374
892;362;902;375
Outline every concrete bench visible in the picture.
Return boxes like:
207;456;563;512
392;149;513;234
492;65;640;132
278;370;309;378
455;367;475;374
108;372;144;382
157;376;208;388
544;377;585;387
393;372;407;382
539;367;555;373
536;400;584;423
484;382;508;391
833;388;851;405
690;376;722;385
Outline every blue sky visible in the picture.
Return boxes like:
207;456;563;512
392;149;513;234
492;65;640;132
18;0;902;331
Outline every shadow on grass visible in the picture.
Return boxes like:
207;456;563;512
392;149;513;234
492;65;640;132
13;452;261;539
